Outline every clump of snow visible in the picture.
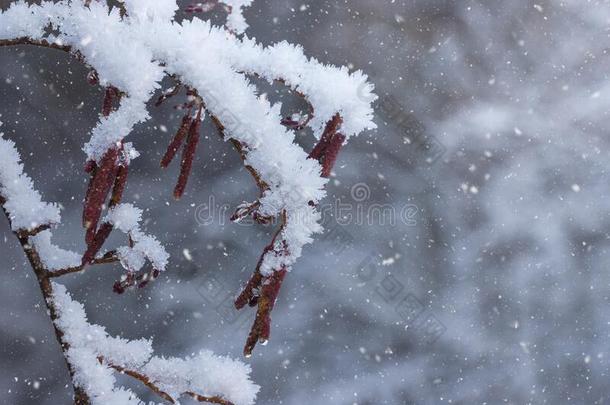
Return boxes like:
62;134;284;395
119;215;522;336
0;129;61;231
119;0;179;23
51;282;258;405
122;142;140;164
104;203;142;233
223;0;253;33
143;351;259;405
105;203;169;272
31;230;81;271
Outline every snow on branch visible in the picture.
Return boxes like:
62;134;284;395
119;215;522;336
0;119;254;404
0;126;61;232
0;0;376;365
31;230;82;271
52;282;258;405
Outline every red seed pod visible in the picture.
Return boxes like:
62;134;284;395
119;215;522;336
235;242;276;310
243;267;288;356
173;108;202;199
81;222;113;265
235;272;263;310
82;148;119;242
83;174;97;227
259;268;287;338
320;133;346;178
109;163;129;208
281;113;312;131
161;114;192;168
102;87;116;117
309;114;342;160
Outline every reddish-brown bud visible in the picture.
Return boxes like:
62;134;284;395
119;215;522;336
321;133;346;178
102;87;116;117
161;114;192;168
235;272;263;310
243;267;288;356
109;163;128;207
82;148;118;242
82;222;113;265
309;114;342;160
173;108;202;199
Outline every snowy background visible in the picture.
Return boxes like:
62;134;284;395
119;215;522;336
2;0;610;404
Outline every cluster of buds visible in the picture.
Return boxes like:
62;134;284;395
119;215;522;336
234;225;289;356
82;88;129;264
159;89;204;199
81;83;163;295
233;114;347;355
86;77;348;356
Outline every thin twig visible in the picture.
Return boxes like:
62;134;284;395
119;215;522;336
48;251;119;278
0;38;72;53
102;358;235;405
102;359;176;403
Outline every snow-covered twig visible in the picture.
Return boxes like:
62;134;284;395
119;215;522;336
51;283;257;405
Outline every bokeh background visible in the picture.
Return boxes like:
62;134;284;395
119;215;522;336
2;0;610;404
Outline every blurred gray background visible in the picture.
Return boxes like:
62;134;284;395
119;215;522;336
2;0;610;404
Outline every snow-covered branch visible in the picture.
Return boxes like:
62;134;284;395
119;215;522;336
0;125;257;404
52;283;257;405
0;0;376;400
